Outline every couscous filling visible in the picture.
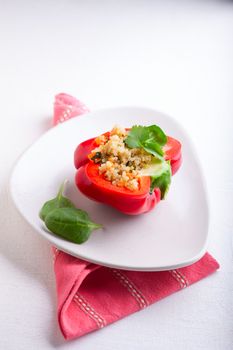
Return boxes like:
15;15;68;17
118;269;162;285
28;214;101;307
89;126;153;191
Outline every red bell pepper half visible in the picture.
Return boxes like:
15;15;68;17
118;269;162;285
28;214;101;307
74;132;182;215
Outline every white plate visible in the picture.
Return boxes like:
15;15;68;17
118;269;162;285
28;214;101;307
9;107;209;271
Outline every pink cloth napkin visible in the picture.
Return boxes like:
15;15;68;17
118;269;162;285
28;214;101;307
53;93;220;340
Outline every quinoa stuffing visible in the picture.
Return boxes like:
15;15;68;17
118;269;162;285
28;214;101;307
89;126;153;191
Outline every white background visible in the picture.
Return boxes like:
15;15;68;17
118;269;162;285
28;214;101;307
0;0;233;349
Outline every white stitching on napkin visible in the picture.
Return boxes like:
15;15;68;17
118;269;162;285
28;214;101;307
112;269;148;309
177;270;189;287
169;270;188;289
73;293;106;329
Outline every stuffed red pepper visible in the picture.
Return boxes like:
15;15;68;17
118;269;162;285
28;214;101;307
74;125;182;215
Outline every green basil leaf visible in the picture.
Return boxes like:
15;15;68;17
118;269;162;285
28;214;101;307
147;125;167;146
144;140;164;158
125;125;150;148
45;207;102;244
39;180;75;221
125;124;167;158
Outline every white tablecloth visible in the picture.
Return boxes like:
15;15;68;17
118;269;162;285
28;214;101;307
0;1;233;349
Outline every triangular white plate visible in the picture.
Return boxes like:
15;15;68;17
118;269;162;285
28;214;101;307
9;107;209;271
